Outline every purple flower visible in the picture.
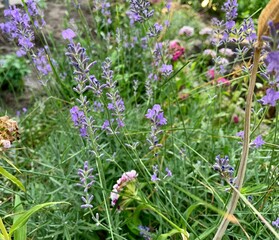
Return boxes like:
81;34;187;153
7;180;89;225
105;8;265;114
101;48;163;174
252;135;265;148
62;28;76;40
101;58;125;130
147;22;163;37
77;161;95;209
33;48;52;75
265;51;279;79
151;165;160;182
138;225;152;240
213;155;235;184
222;0;238;30
129;0;154;23
259;88;279;107
146;104;167;150
236;131;244;140
272;217;279;229
160;64;173;76
165;167;172;177
70;106;87;137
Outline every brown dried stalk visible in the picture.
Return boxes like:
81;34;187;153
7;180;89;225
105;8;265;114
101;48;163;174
213;0;279;239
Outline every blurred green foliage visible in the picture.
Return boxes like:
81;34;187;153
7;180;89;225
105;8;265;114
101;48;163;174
0;54;29;93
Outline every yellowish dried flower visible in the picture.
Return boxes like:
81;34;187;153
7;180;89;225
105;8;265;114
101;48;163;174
0;116;19;151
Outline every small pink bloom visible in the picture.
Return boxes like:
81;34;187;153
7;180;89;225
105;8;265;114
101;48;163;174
217;77;230;86
207;68;215;79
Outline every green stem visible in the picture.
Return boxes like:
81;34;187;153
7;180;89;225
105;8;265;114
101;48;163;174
146;203;189;239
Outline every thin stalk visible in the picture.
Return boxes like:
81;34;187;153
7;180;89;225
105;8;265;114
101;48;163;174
213;43;262;239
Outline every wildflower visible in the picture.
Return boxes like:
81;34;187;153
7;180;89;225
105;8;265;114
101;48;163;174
33;48;52;75
70;106;87;137
251;135;265;149
272;217;279;229
169;40;185;61
151;165;160;182
77;161;95;209
233;115;239;124
213;155;235;184
236;131;244;140
102;58;125;130
165;167;172;177
207;68;215;79
265;51;279;81
178;26;194;36
138;225;152;240
160;64;173;76
219;48;234;57
147;22;163;37
258;88;279;107
65;42;104;96
146;104;167;150
110;170;138;207
222;0;238;30
0;116;19;151
203;49;217;58
217;77;230;86
129;0;154;23
62;28;76;40
199;27;213;35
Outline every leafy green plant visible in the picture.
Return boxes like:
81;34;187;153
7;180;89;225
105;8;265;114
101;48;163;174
0;54;29;93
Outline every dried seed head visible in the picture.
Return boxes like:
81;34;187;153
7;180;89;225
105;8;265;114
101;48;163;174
258;0;279;42
0;116;19;151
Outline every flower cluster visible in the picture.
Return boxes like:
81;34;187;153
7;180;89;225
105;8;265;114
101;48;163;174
213;155;236;185
0;116;19;151
129;0;154;23
258;21;279;107
138;225;152;240
65;41;104;98
169;40;185;61
151;165;172;182
272;217;279;229
110;170;138;207
33;48;52;75
101;58;125;133
77;161;95;209
145;104;167;150
70;106;87;137
0;1;45;56
178;26;194;37
147;22;163;38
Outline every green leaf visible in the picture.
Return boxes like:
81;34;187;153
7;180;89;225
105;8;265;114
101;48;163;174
0;167;25;192
9;202;68;237
13;195;27;240
157;229;181;240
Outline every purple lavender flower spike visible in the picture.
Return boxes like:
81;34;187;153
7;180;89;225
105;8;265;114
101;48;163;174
213;155;236;185
77;161;95;209
101;58;125;131
146;104;167;150
70;106;88;137
129;0;154;23
33;48;52;75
